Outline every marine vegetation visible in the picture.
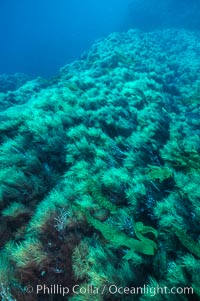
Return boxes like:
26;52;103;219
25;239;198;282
0;28;200;301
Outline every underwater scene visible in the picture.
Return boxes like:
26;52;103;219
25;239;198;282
0;1;200;301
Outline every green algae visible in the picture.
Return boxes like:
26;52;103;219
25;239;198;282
0;29;200;300
173;227;200;259
85;212;157;257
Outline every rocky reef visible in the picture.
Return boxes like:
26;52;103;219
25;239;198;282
0;28;200;301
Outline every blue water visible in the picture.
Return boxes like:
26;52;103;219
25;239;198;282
0;0;130;77
0;0;200;77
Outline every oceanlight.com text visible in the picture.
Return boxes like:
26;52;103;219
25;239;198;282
23;284;194;297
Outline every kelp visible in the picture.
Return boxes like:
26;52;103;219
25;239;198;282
85;212;157;257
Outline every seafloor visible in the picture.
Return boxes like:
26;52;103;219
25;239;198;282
0;28;200;301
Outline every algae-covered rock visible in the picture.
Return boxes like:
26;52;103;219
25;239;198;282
0;29;200;300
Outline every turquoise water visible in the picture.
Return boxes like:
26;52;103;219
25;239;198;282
0;0;199;76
